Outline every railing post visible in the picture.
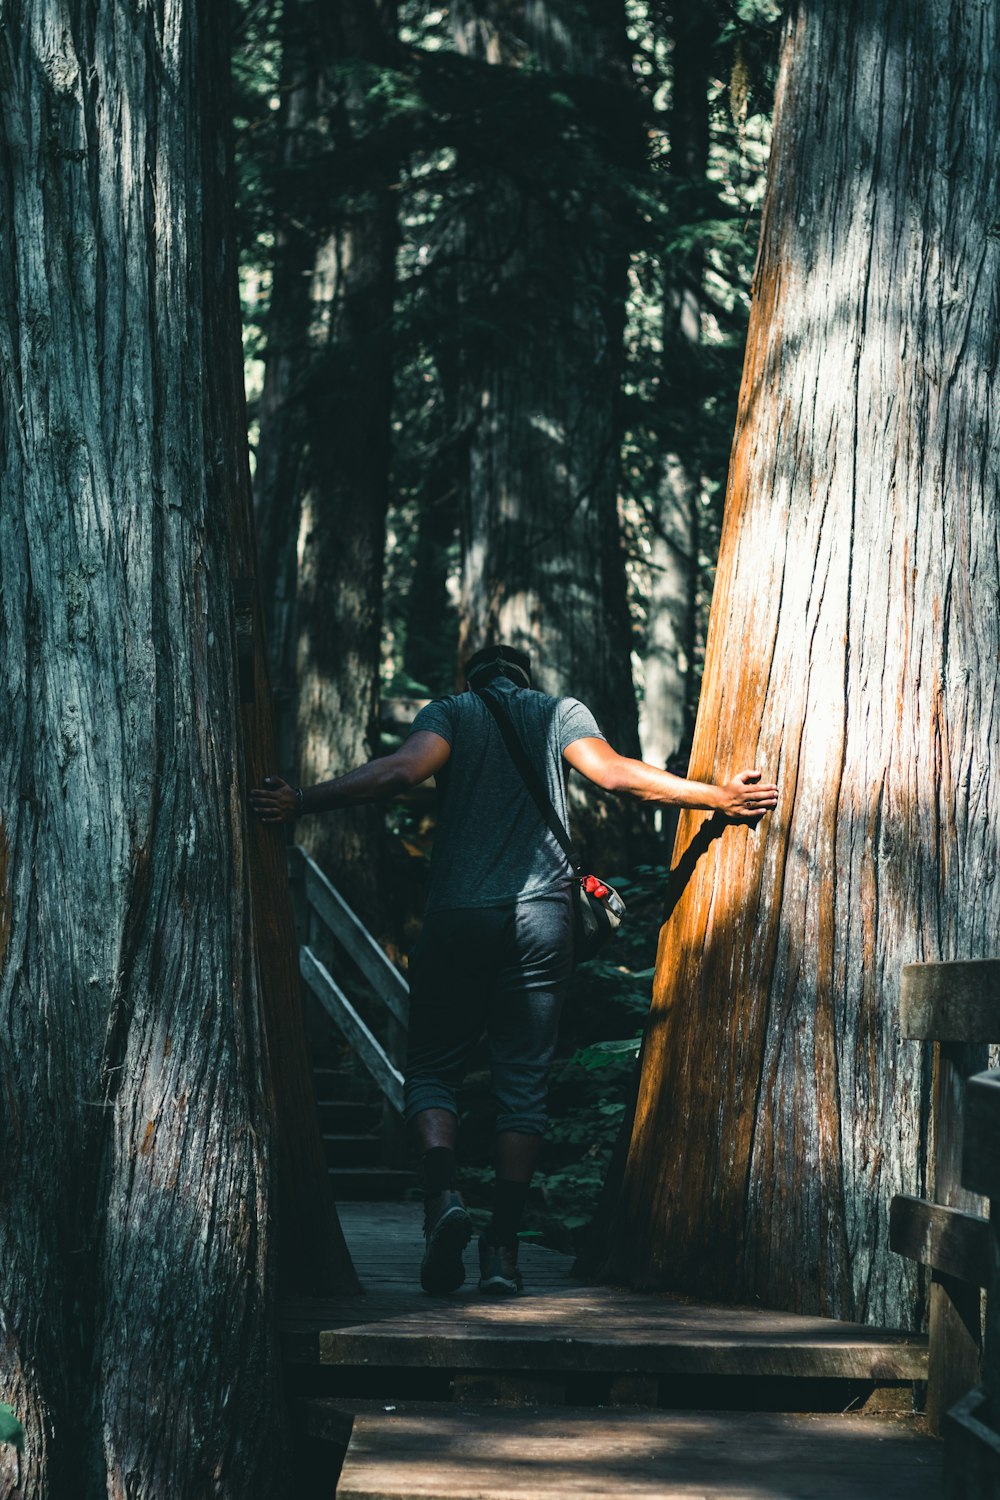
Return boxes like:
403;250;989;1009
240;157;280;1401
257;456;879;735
945;1069;1000;1497
891;960;999;1435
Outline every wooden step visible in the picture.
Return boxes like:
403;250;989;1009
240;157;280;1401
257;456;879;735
281;1205;929;1397
324;1134;382;1168
317;1100;382;1132
329;1168;417;1201
316;1401;941;1500
313;1065;377;1105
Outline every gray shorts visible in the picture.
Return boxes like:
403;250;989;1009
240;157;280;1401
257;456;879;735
403;888;574;1135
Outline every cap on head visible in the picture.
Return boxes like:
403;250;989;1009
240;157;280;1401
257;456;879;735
464;643;532;690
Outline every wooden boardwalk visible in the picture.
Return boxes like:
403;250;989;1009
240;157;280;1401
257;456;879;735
281;1203;942;1498
332;1403;938;1499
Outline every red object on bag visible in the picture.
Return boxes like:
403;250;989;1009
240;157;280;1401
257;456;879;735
583;874;609;900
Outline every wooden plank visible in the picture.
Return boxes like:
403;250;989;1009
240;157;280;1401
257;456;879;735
318;1325;928;1381
281;1203;927;1380
280;1203;928;1381
900;961;1000;1042
301;947;405;1114
293;846;410;1028
889;1195;991;1285
963;1070;1000;1200
332;1403;941;1500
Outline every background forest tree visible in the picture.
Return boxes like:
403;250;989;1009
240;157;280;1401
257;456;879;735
0;1;353;1495
232;0;780;1235
236;0;779;870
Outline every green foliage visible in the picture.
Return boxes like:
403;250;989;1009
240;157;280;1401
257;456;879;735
0;1403;25;1453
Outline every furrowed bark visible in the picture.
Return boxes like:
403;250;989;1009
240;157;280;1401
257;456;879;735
597;0;1000;1327
0;2;350;1494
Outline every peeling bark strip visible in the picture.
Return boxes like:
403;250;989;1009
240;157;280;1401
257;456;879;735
601;0;1000;1327
0;2;286;1494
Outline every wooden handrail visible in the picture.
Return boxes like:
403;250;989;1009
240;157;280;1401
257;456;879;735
290;846;409;1028
289;847;409;1116
889;1196;991;1287
900;960;1000;1043
300;946;405;1115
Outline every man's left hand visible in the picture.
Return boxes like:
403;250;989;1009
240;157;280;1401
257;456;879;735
249;776;298;824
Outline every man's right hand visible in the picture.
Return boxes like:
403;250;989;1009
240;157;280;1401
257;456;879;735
717;770;779;821
249;776;299;824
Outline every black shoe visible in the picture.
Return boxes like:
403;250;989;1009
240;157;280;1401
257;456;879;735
420;1190;473;1294
478;1234;523;1295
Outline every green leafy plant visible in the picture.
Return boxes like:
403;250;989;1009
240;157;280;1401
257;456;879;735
0;1403;25;1453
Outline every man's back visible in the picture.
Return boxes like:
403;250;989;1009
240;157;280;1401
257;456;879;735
411;676;603;912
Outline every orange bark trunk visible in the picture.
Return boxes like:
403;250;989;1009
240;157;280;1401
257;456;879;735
598;0;1000;1328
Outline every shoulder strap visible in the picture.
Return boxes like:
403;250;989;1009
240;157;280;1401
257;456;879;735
477;689;579;873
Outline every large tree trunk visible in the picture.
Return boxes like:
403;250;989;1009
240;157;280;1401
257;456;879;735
638;4;715;776
596;0;1000;1328
0;3;351;1494
450;0;643;860
254;0;396;928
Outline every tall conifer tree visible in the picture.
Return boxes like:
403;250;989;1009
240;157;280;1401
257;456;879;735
595;0;1000;1328
0;2;353;1492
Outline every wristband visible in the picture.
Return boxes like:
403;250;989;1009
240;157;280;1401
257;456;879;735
294;785;304;814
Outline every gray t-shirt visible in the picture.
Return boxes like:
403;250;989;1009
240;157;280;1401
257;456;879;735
410;677;604;912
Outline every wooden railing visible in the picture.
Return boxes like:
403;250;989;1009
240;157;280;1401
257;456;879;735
945;1067;1000;1494
287;845;409;1115
889;960;998;1436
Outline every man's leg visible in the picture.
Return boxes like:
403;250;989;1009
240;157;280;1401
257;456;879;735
481;890;573;1293
409;1106;459;1201
403;909;496;1292
488;1130;542;1253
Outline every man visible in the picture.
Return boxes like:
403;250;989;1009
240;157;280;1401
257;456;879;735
250;643;778;1297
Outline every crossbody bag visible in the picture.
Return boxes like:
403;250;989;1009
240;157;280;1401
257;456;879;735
477;690;626;963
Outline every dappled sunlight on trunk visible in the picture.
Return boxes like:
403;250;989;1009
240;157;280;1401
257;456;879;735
593;0;1000;1327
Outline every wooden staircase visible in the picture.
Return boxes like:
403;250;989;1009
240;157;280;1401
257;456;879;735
288;846;415;1201
314;1065;415;1201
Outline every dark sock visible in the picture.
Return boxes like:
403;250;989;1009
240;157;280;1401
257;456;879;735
489;1178;530;1246
421;1146;456;1196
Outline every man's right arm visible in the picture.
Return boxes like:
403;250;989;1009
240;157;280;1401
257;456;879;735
249;731;451;824
562;737;778;820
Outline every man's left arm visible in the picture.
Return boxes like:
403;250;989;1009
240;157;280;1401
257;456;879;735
249;731;451;825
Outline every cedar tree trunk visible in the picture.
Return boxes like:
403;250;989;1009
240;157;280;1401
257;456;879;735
597;0;1000;1328
0;2;353;1495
